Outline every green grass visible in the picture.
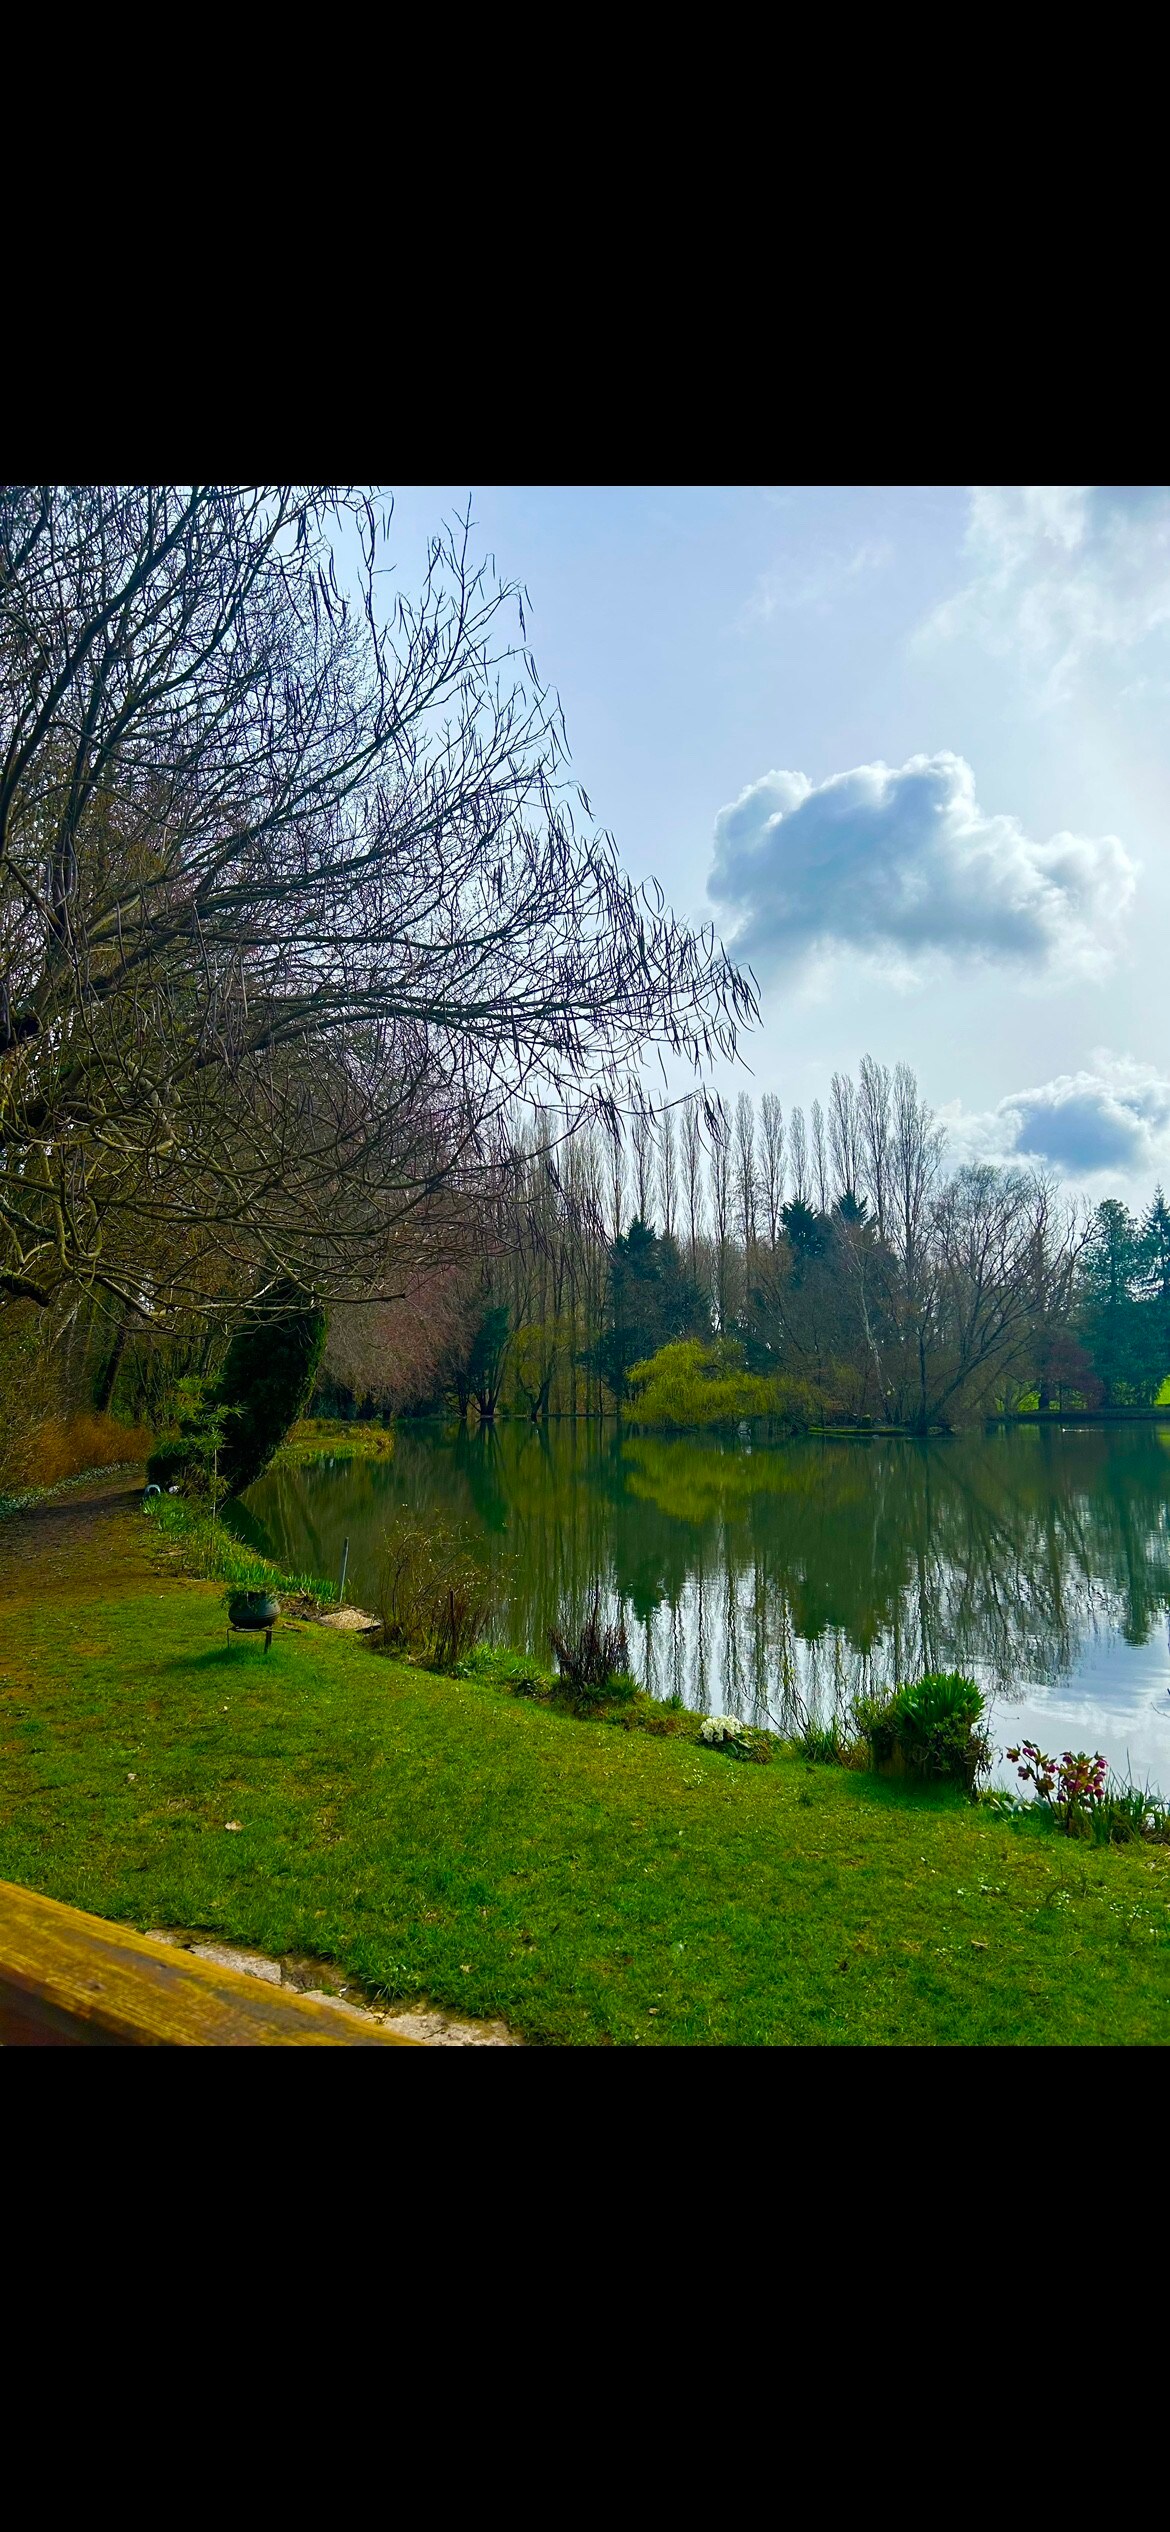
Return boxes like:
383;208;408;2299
143;1492;338;1605
3;1514;1170;2042
273;1417;395;1466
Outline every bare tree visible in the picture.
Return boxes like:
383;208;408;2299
607;1118;626;1244
829;1070;861;1205
890;1062;945;1297
811;1099;829;1214
631;1109;654;1226
682;1096;705;1275
657;1107;678;1244
708;1095;732;1331
759;1093;784;1248
858;1055;892;1242
0;485;755;1327
919;1165;1083;1431
733;1091;758;1257
789;1105;809;1206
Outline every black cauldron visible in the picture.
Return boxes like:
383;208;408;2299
228;1588;280;1643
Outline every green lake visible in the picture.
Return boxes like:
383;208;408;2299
232;1420;1170;1796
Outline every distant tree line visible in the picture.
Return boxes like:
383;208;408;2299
311;1065;1170;1435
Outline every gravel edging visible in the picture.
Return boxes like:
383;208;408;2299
143;1929;521;2046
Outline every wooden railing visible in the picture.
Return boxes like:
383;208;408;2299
0;1881;417;2046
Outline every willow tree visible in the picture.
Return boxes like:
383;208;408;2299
0;487;755;1337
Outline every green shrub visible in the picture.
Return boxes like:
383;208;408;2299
855;1672;990;1793
273;1418;394;1465
622;1690;691;1736
624;1338;852;1431
783;1687;862;1768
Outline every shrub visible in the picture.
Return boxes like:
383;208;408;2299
378;1509;496;1672
0;1302;68;1491
856;1672;990;1793
145;1438;196;1492
274;1418;394;1465
624;1338;853;1432
148;1398;239;1507
549;1594;634;1710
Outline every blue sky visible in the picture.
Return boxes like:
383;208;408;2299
377;486;1170;1198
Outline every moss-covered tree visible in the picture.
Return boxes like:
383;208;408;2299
215;1285;328;1496
147;1284;326;1498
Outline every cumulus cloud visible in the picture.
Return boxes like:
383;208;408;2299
920;486;1170;697
708;751;1135;985
948;1056;1170;1184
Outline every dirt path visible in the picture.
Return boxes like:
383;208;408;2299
0;1471;153;1610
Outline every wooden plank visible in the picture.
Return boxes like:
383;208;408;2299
0;1880;418;2047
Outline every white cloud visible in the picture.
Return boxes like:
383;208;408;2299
708;751;1135;986
920;485;1170;698
948;1054;1170;1185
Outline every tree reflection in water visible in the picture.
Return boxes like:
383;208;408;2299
238;1420;1170;1753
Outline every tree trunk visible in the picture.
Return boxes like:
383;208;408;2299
94;1320;130;1414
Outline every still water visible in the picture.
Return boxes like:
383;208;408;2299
232;1421;1170;1797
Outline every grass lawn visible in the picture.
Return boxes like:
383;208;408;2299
273;1417;395;1465
3;1487;1170;2044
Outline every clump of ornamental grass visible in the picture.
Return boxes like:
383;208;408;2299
549;1594;635;1712
470;1646;553;1699
777;1686;861;1769
795;1720;850;1765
